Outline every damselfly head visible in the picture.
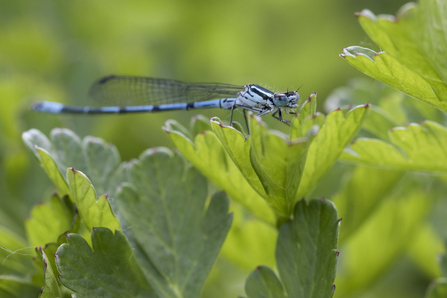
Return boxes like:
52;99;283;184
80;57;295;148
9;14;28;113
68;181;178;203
273;91;299;108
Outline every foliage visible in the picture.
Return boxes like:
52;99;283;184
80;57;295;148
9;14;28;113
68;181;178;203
1;0;447;297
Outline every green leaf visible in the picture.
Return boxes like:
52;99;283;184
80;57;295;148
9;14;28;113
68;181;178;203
332;166;403;241
36;247;61;298
248;115;316;218
245;199;339;298
341;1;447;112
425;278;447;298
340;47;446;111
295;104;370;200
165;120;275;225
116;149;233;298
277;199;339;298
341;121;447;172
56;228;155;298
335;187;430;294
0;275;40;298
25;194;75;247
35;147;71;196
67;168;121;232
22;128;122;196
245;266;286;298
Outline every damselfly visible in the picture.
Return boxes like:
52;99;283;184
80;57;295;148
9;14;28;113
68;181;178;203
33;75;300;129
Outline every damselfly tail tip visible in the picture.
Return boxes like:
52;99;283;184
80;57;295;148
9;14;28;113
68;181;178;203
31;101;44;111
31;101;64;114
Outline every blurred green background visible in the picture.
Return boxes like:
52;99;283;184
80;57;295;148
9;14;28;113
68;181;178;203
0;0;422;297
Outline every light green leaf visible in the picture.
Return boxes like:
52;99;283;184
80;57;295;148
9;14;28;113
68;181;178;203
341;121;447;172
36;247;61;298
425;278;447;298
409;224;444;277
67;168;121;232
165;120;275;225
340;47;446;111
248;115;316;218
295;104;370;200
332;166;403;241
335;188;430;294
116;149;232;298
26;194;74;247
245;266;286;298
34;147;70;196
56;228;155;298
341;1;447;112
0;275;40;298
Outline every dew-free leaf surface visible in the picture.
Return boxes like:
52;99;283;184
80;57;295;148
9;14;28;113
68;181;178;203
56;228;155;298
116;149;232;298
67;168;121;233
341;1;447;112
165;119;275;225
341;121;447;172
245;199;339;298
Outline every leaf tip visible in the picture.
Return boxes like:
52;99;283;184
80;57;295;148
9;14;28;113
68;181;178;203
92;227;97;231
70;167;77;173
336;251;340;257
364;103;371;108
54;253;59;258
337;218;343;224
320;198;325;202
200;131;206;135
58;274;62;280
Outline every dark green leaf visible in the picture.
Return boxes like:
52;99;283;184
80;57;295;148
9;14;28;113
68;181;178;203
56;228;155;298
116;149;232;298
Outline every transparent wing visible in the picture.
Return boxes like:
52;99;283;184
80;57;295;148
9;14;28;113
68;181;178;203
89;75;243;106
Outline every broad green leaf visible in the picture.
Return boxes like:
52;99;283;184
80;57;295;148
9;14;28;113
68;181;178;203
332;166;403;241
335;188;430;295
295;104;370;200
26;194;74;247
276;199;339;298
56;228;155;298
425;279;447;298
0;227;34;275
341;121;447;172
0;275;40;298
245;266;286;298
116;149;232;298
341;1;447;112
67;168;121;232
165;119;275;225
36;247;61;298
244;199;339;298
22;128;122;196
